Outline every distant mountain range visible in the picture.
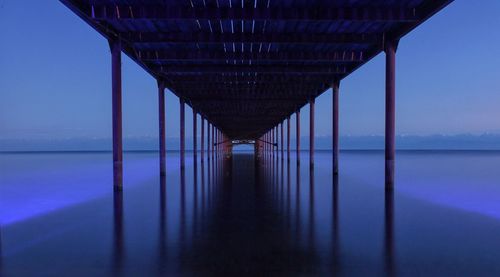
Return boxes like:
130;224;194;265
3;134;500;151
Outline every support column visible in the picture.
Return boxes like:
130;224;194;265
180;99;185;169
296;110;301;165
287;117;291;161
201;117;205;162
193;109;197;161
158;80;166;176
309;98;315;168
385;40;398;190
110;39;123;191
212;125;215;159
332;80;340;175
275;126;278;158
271;128;274;159
207;122;211;160
281;122;284;159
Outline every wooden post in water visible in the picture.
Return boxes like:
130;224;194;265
332;80;340;175
158;80;166;176
309;98;315;169
180;99;185;170
296;110;301;165
110;39;123;191
201;117;205;163
193;109;197;162
385;40;398;190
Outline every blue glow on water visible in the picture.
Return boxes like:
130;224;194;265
2;151;500;276
0;152;192;225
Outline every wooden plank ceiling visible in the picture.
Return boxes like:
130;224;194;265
61;0;452;139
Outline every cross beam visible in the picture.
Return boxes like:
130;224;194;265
155;65;349;74
141;50;365;63
128;32;381;45
87;5;420;22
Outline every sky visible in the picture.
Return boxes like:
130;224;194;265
1;1;500;150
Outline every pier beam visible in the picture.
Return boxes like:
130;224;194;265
385;40;398;190
296;110;301;165
332;80;340;175
193;109;197;161
158;80;166;176
180;99;185;169
110;39;123;191
309;98;315;168
201;117;205;162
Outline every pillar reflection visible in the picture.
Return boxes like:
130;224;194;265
157;175;168;274
295;163;301;241
308;168;315;251
384;190;395;277
193;162;198;245
112;190;124;276
332;174;341;274
179;168;186;249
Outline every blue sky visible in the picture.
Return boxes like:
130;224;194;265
1;1;500;147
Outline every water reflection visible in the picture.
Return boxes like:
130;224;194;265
0;226;3;272
112;190;124;276
385;190;395;277
157;175;168;274
6;152;500;276
332;174;340;274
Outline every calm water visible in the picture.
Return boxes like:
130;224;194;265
1;150;500;276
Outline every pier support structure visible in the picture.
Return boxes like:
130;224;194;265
158;80;166;176
180;99;185;169
309;98;315;168
193;109;197;162
201;117;205;162
385;40;398;190
275;126;279;158
332;80;340;175
212;125;215;159
287;116;290;161
296;110;301;165
110;39;123;191
281;122;284;159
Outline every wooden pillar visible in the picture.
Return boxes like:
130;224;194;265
201;117;205;163
110;39;123;191
193;109;197;161
266;132;269;158
275;126;278;158
296;110;301;165
212;125;215;159
180;99;185;169
309;98;315;168
207;122;211;160
287;117;290;161
158;80;166;176
332;80;340;175
280;122;284;159
271;127;274;159
385;40;398;190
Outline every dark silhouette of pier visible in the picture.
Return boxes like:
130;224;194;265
61;0;453;191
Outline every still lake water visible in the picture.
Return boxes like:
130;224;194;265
1;150;500;276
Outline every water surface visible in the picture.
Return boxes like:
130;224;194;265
1;150;500;276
